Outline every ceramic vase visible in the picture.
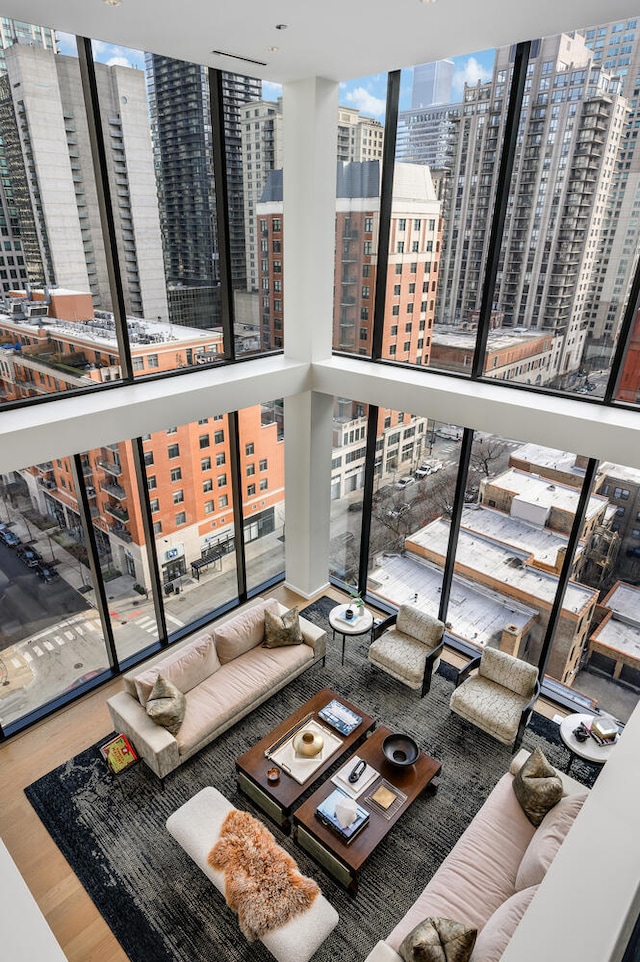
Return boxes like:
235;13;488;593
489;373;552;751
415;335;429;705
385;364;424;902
293;729;324;757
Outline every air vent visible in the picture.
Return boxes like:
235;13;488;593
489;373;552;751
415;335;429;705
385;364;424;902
211;50;268;67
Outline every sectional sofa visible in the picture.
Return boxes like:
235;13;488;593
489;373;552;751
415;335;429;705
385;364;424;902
107;596;326;778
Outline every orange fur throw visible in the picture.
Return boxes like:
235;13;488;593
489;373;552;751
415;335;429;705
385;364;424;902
208;809;320;941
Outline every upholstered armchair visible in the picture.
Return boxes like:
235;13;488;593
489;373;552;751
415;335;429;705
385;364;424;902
449;646;540;753
368;604;445;697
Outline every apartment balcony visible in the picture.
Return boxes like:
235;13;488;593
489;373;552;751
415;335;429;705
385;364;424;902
104;503;129;523
100;481;127;500
37;477;57;490
341;276;358;285
36;461;54;474
96;458;123;477
81;461;93;478
341;296;356;306
343;230;359;240
109;524;132;543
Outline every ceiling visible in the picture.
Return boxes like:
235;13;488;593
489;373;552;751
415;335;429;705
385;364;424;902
2;0;640;86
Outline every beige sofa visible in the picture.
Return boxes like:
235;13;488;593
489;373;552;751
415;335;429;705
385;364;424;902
107;597;326;779
364;749;588;962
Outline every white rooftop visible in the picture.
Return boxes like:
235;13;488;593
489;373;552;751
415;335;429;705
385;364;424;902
593;583;640;663
604;582;640;626
407;518;597;616
487;468;608;521
510;443;587;479
598;462;640;486
432;329;551;352
460;504;579;568
368;553;537;648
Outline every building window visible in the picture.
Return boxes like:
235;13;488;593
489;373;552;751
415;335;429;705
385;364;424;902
173;489;184;504
397;242;404;253
214;431;224;444
362;285;370;299
199;435;210;449
365;217;373;232
149;499;159;513
201;457;211;471
245;442;255;456
133;357;144;371
218;474;227;487
166;426;178;434
216;452;225;466
175;512;186;526
147;475;157;490
204;500;215;514
259;458;268;470
395;264;402;275
219;494;228;508
168;443;180;459
152;521;162;535
147;354;159;368
203;479;213;493
614;487;630;500
247;483;256;496
260;478;268;491
246;464;255;476
144;452;154;466
170;467;182;482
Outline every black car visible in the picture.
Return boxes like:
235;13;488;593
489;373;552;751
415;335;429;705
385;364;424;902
17;545;44;567
35;562;59;582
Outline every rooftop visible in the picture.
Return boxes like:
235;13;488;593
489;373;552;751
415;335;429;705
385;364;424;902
510;443;587;479
598;462;640;485
487;468;608;521
460;504;578;568
432;329;552;352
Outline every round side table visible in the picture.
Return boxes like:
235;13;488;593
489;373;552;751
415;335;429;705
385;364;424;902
328;604;374;666
559;712;619;771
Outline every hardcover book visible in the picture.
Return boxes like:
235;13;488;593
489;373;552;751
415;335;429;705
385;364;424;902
317;699;362;736
315;788;370;844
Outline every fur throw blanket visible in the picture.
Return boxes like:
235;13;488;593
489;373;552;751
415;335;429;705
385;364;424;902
208;810;320;941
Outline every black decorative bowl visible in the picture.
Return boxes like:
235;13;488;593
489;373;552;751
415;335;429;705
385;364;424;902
382;733;419;767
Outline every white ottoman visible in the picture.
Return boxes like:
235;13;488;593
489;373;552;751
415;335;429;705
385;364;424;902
166;787;339;962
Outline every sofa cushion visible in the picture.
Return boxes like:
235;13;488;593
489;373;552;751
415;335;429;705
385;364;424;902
263;606;304;648
215;599;280;664
145;675;186;736
134;632;219;706
398;917;477;962
469;886;538;962
479;647;538;699
515;790;588;890
512;747;563;827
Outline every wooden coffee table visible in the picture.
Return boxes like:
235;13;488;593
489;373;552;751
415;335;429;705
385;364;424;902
236;688;375;832
292;725;441;893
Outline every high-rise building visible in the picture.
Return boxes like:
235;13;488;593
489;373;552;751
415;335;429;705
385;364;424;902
411;60;455;107
437;33;626;386
145;55;260;325
0;43;168;320
396;102;461;169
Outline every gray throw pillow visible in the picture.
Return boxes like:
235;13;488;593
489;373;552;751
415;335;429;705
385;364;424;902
512;746;563;826
398;917;477;962
263;606;304;648
145;674;186;736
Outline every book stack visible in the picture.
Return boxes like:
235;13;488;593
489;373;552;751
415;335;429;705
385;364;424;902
318;699;362;736
315;788;370;844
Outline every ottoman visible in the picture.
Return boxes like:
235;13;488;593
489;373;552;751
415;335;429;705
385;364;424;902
166;787;339;962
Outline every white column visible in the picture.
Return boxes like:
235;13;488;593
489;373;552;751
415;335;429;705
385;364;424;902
282;77;338;597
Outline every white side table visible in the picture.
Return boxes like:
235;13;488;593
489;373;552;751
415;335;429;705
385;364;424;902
328;604;374;666
559;712;619;771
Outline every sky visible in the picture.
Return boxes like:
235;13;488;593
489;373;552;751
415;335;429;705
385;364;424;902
56;32;495;121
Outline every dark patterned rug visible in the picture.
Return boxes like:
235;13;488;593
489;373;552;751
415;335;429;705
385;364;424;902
25;595;599;962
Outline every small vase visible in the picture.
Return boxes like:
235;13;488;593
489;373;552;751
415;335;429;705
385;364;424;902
293;729;324;757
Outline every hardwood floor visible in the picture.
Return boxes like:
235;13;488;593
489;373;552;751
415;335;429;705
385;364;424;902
0;583;561;960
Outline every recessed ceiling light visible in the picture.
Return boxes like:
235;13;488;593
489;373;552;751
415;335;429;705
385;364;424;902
267;46;279;53
275;24;288;30
103;0;123;6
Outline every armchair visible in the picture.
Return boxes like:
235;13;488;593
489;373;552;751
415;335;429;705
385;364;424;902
368;604;445;697
449;646;540;753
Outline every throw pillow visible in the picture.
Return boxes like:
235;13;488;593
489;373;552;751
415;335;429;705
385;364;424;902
134;632;220;706
215;599;280;663
145;675;186;736
515;790;588;890
512;747;563;827
398;917;477;962
470;886;538;962
263;606;304;648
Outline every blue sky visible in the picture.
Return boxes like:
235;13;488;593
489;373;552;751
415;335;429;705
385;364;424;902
56;32;495;121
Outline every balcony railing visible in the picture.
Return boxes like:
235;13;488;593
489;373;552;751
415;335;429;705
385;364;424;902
100;482;127;501
104;503;129;523
97;458;122;476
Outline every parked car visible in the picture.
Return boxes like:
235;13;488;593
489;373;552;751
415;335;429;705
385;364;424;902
395;476;416;490
35;562;59;582
17;545;44;567
347;501;363;512
0;529;21;547
387;503;410;519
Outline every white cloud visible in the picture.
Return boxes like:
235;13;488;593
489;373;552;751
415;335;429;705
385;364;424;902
341;86;386;120
452;57;493;98
106;56;135;69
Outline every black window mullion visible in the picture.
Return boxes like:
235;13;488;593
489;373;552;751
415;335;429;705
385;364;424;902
69;453;119;670
208;69;235;362
228;411;247;600
537;457;599;680
129;438;168;645
438;427;474;623
371;71;400;361
358;404;380;597
76;37;133;381
472;41;532;379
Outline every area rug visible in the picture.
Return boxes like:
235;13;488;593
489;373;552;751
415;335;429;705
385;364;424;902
25;595;600;962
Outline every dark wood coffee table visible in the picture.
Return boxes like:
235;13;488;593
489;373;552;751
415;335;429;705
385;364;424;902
292;725;441;893
236;688;375;832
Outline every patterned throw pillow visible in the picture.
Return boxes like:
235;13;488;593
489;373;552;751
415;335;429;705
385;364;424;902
398;917;477;962
263;606;304;648
145;675;186;736
512;746;563;826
